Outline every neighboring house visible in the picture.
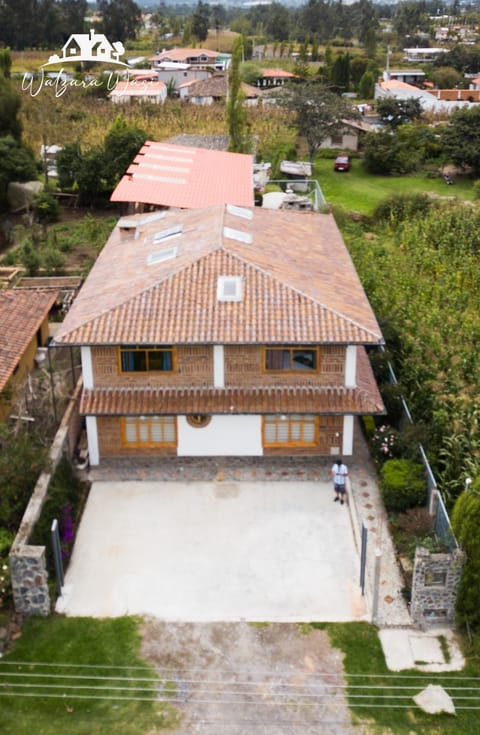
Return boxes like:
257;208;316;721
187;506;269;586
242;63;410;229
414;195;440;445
153;62;212;90
109;80;167;104
375;79;475;113
150;48;230;71
403;47;448;63
384;69;426;86
0;289;57;421
257;68;298;87
53;205;384;464
110;141;254;210
182;73;259;106
320;119;376;152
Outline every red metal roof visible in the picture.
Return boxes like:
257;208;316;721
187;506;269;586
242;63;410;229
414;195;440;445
111;141;254;209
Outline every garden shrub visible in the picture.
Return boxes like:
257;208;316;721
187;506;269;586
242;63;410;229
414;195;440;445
370;424;400;465
361;415;376;440
372;192;433;228
379;458;427;513
452;485;480;630
33;191;60;223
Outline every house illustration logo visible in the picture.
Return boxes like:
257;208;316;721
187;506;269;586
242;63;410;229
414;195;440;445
43;28;127;67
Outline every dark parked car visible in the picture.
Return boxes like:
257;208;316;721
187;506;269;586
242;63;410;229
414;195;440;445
334;155;351;172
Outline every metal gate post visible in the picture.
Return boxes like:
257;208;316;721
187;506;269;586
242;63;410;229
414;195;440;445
360;521;368;595
51;519;64;596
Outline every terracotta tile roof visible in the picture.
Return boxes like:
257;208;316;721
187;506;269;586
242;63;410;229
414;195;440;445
109;80;166;98
0;289;57;392
110;141;253;208
186;74;259;99
81;382;384;417
150;48;222;63
262;68;297;78
54;206;383;347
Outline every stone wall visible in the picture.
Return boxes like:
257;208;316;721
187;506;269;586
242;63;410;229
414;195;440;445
9;378;83;617
410;546;465;628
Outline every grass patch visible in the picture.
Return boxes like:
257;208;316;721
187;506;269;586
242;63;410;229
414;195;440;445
313;158;476;216
322;622;480;734
0;616;179;735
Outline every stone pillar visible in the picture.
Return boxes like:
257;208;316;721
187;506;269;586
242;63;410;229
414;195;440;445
10;545;50;616
411;546;465;628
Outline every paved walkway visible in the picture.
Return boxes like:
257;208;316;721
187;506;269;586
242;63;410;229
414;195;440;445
88;419;411;626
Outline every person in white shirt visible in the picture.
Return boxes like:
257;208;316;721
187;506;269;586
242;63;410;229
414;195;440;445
331;459;348;505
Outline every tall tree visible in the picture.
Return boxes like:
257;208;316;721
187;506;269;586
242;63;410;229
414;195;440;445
227;37;249;154
442;106;480;174
278;82;357;161
99;0;142;41
191;1;210;43
0;77;22;140
0;48;12;78
376;97;423;129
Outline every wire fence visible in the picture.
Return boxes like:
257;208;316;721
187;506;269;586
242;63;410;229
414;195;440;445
384;353;458;550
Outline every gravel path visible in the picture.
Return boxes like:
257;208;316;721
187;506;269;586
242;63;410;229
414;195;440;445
141;620;371;735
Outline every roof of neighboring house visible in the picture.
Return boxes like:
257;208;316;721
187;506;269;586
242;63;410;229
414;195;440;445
109;80;166;98
150;48;222;62
261;68;297;79
185;73;259;99
0;289;57;392
54;205;383;348
110;141;254;208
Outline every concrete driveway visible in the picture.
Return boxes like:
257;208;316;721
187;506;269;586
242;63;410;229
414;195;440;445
57;480;367;621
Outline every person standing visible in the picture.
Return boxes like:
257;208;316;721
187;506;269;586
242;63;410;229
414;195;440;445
331;458;348;505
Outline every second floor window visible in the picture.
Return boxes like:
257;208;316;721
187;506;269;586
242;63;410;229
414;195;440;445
120;346;174;373
264;346;319;372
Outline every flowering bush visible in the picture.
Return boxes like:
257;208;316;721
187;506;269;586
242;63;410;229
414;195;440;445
0;560;11;609
370;424;400;465
0;529;13;609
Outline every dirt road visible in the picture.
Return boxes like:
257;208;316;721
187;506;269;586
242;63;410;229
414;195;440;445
141;620;368;735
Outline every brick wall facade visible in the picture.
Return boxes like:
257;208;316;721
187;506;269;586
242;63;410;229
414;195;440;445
92;345;213;387
91;344;346;388
97;416;176;457
264;415;343;456
224;345;345;386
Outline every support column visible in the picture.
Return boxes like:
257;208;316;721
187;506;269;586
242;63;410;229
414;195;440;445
85;416;100;466
213;345;224;388
342;415;354;456
345;345;357;387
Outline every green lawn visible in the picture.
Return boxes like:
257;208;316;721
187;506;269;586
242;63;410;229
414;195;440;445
322;622;480;735
0;617;179;735
314;158;477;216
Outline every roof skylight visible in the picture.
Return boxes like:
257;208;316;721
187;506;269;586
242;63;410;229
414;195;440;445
226;204;253;220
153;225;183;243
223;227;252;245
147;247;178;266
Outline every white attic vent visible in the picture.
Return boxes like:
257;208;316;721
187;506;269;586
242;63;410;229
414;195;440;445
153;224;183;243
227;204;253;220
217;276;243;302
223;227;252;245
147;247;178;265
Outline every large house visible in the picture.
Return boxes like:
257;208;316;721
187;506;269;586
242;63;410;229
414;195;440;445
53;205;384;463
150;48;230;71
